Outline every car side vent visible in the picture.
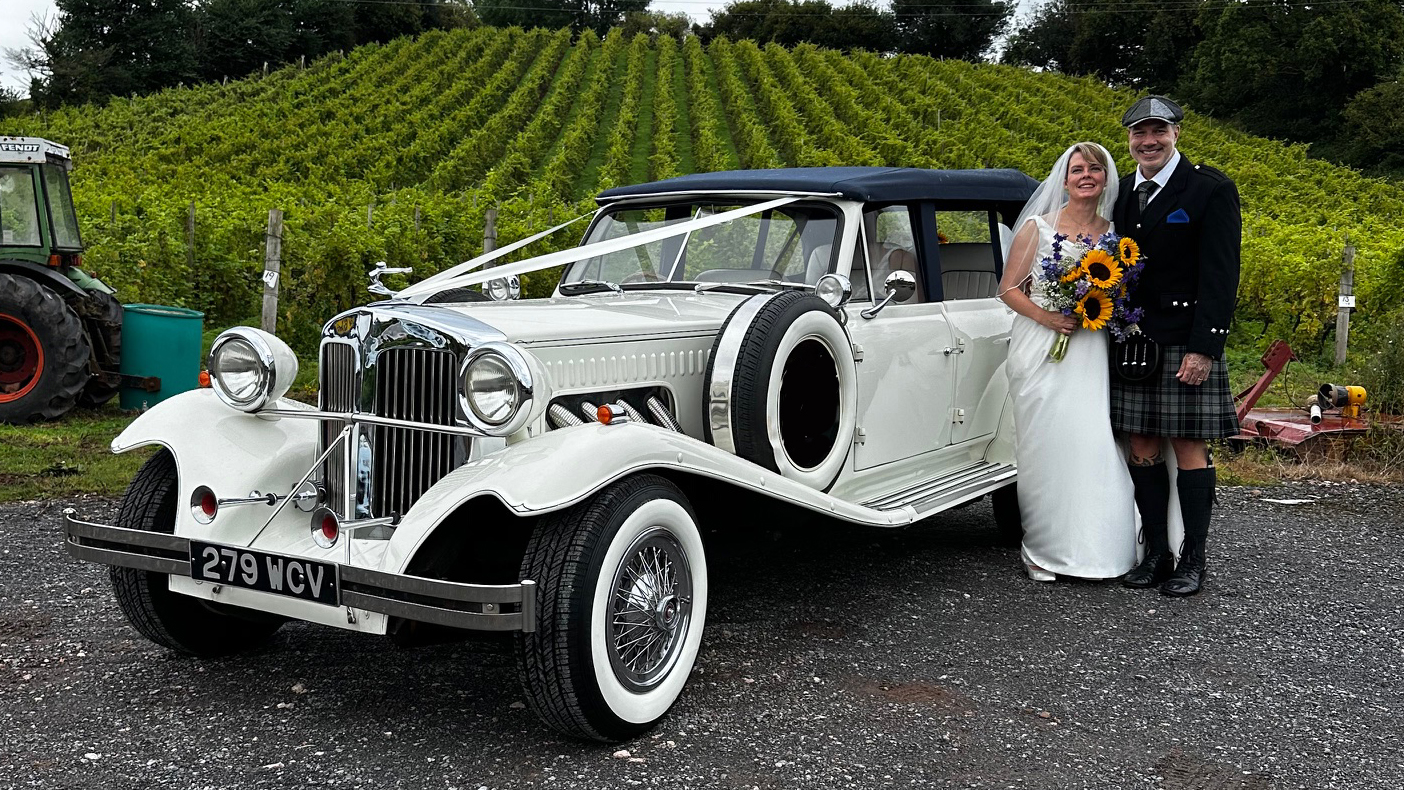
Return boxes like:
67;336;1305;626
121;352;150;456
546;388;680;432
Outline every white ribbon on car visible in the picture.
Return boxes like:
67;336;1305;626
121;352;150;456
397;196;803;300
398;208;600;299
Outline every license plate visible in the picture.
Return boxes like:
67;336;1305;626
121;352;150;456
190;541;339;606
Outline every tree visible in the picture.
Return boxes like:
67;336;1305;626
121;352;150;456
891;0;1012;62
1342;78;1404;174
475;0;581;30
620;10;694;40
196;0;295;81
1002;0;1199;93
703;0;894;52
25;0;199;107
1181;0;1404;142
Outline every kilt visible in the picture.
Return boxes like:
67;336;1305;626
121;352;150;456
1110;344;1239;438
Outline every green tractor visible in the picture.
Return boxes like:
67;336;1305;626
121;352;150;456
1;136;122;423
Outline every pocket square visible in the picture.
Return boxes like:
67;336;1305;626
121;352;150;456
1167;209;1190;224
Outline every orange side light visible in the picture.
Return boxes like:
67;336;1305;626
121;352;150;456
198;370;211;388
596;404;614;425
47;254;62;267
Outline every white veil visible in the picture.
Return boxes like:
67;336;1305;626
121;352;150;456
1002;143;1119;293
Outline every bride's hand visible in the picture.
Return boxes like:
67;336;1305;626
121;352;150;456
1042;311;1077;336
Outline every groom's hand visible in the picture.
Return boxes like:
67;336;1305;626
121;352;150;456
1176;352;1213;386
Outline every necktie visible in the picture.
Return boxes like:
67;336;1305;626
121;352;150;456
1137;181;1159;212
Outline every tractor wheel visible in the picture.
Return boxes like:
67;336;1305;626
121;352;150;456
77;290;122;408
0;273;91;423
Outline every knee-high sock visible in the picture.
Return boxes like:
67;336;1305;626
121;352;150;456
1129;462;1171;556
1176;466;1216;559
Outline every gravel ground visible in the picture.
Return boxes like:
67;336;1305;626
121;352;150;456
2;482;1401;790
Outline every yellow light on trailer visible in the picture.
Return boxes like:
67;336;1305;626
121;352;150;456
1318;384;1367;419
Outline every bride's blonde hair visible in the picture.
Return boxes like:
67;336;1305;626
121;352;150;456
1066;142;1111;179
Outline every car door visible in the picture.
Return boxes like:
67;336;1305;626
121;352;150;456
843;203;957;471
931;207;1015;445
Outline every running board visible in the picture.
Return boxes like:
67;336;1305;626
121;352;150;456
863;461;1016;516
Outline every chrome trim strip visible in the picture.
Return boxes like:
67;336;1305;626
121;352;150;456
338;592;524;632
259;408;488;438
706;293;777;455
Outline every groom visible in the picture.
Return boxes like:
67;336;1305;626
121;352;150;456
1111;96;1242;597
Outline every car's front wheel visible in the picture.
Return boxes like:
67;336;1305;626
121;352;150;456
517;474;707;741
110;449;284;656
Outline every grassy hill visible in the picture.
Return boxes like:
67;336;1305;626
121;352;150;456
12;27;1403;356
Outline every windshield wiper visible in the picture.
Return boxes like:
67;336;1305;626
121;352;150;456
738;279;812;291
560;279;623;295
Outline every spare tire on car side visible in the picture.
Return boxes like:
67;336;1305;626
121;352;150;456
704;291;857;492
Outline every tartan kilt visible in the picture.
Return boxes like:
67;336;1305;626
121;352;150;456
1111;345;1239;439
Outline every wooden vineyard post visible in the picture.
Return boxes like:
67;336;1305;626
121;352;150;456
414;205;421;232
1335;237;1356;366
483;207;498;254
367;201;374;229
261;209;284;334
186;201;196;274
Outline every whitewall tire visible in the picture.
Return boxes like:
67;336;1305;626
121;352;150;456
516;474;707;741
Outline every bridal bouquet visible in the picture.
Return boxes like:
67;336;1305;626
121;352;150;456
1036;231;1146;362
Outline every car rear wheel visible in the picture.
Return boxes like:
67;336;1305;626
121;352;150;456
516;474;707;741
110;449;284;656
992;483;1023;545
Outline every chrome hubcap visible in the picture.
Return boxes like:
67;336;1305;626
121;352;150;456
607;528;692;691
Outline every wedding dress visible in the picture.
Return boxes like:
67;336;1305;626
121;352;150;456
1006;216;1144;579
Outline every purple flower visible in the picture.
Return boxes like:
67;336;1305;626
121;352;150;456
1075;281;1091;298
1127;307;1144;323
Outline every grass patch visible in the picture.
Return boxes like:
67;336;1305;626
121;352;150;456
1216;424;1404;487
0;404;148;502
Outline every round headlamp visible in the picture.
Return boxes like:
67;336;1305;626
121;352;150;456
207;327;298;412
459;344;535;436
815;273;852;308
486;275;521;302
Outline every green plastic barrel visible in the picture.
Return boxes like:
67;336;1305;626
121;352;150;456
119;304;205;410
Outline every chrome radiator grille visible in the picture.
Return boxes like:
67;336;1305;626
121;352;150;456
319;343;357;514
371;347;458;519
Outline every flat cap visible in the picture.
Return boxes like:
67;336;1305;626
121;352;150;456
1122;95;1184;127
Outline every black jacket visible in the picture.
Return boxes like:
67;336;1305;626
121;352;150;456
1112;155;1242;359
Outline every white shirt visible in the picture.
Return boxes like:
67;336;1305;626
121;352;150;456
1133;150;1181;206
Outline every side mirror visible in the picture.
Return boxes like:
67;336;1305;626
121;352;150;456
884;270;917;303
861;270;917;319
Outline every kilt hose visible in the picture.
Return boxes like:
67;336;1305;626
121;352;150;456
1111;345;1239;439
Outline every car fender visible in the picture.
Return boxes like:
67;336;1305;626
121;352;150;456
382;422;909;573
111;388;321;546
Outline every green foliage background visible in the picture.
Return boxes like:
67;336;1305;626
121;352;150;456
10;27;1403;358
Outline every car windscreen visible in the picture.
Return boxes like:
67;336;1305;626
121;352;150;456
0;167;42;247
563;201;841;288
41;165;82;250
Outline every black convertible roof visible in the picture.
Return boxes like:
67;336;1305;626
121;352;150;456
596;166;1040;206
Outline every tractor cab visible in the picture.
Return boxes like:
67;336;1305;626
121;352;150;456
0;137;84;267
1;136;121;423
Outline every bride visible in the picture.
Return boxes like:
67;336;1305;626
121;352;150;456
998;143;1139;581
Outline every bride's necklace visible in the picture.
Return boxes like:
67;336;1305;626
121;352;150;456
1062;211;1101;242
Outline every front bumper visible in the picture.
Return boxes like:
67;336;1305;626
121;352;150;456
63;509;536;633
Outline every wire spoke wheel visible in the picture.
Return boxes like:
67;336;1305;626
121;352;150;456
607;528;693;691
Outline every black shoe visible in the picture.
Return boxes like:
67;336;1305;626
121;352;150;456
1160;555;1206;596
1122;552;1175;588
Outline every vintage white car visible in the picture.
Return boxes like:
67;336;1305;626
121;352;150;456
65;167;1036;741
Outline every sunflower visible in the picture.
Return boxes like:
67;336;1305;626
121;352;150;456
1118;236;1140;266
1080;249;1123;290
1059;263;1085;283
1076;289;1114;331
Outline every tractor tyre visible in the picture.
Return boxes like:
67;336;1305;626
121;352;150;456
77;290;122;408
0;273;91;423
